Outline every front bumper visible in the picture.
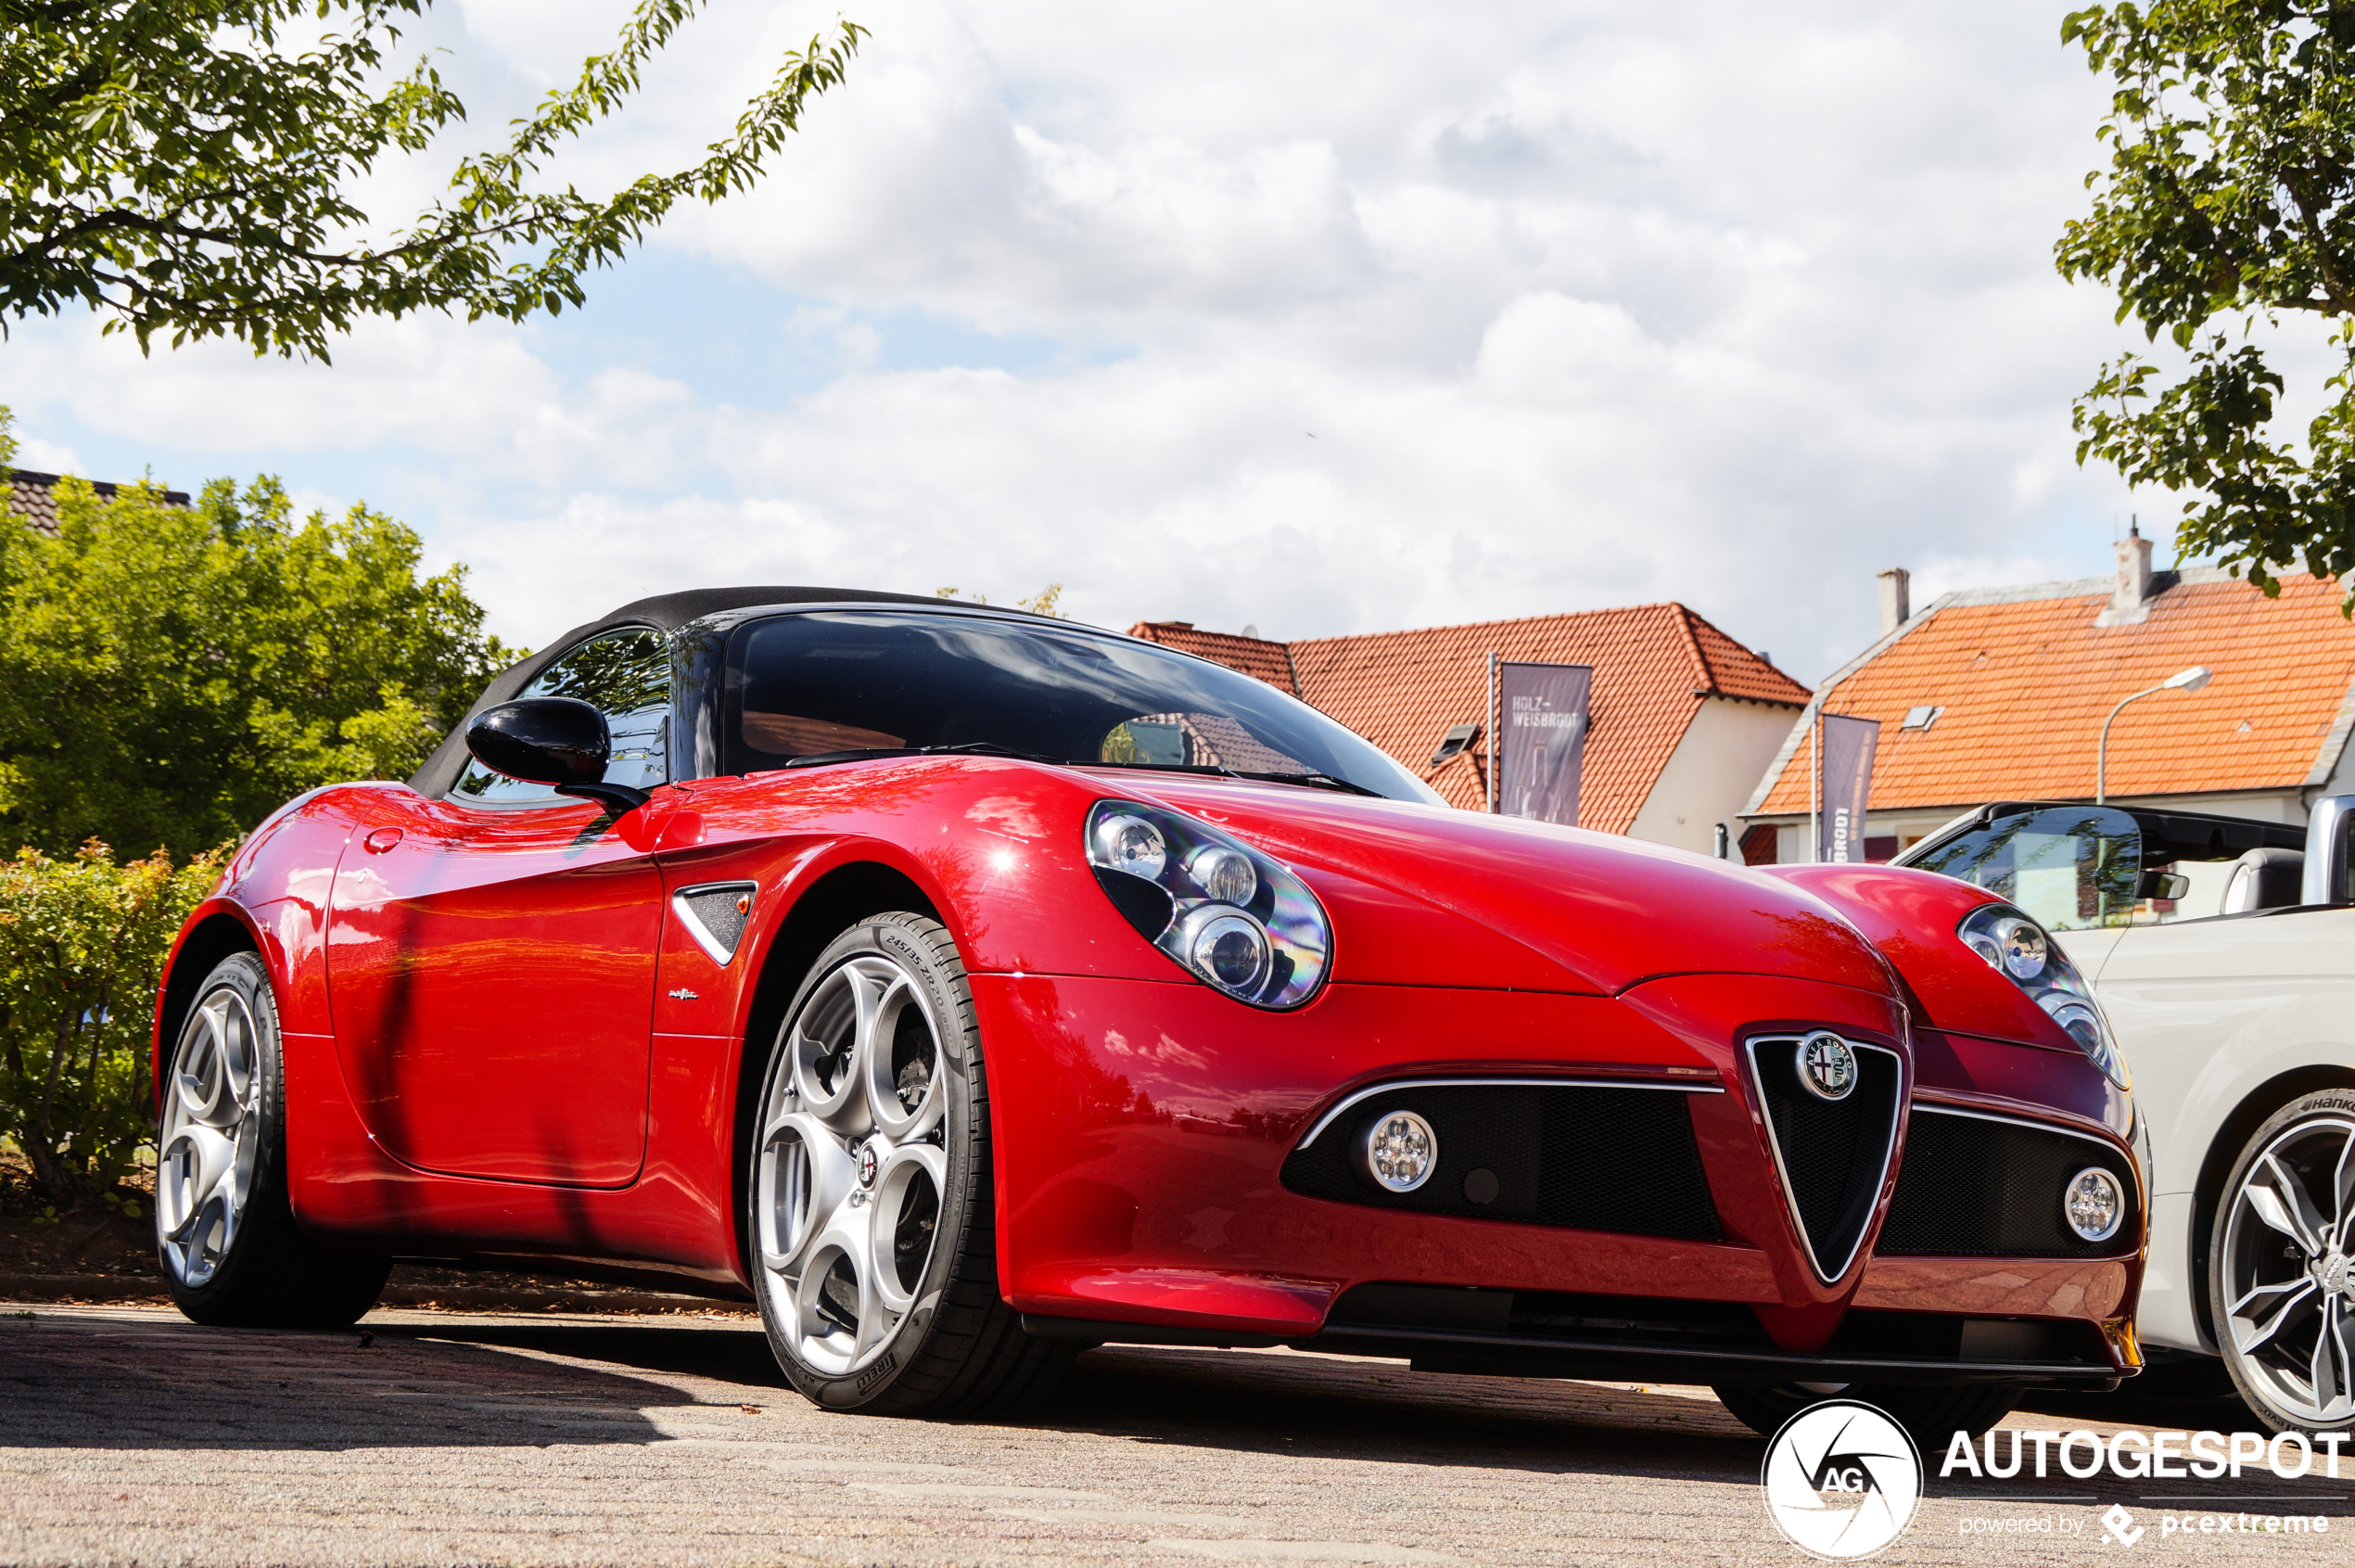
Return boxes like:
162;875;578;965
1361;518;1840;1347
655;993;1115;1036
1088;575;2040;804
1025;1279;2132;1389
976;971;2144;1382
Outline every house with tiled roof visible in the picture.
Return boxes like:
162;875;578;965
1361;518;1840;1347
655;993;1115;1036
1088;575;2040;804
6;468;190;535
1739;535;2355;864
1132;605;1810;854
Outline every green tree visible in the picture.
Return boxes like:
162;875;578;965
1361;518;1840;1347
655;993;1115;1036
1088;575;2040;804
2059;2;2355;602
0;458;514;857
0;841;218;1206
1;1;862;360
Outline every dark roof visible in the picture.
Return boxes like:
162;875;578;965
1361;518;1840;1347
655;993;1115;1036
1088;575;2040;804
406;585;1065;797
591;584;950;634
7;468;192;537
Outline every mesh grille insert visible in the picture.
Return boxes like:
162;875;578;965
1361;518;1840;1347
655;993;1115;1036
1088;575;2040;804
675;882;757;964
1280;1081;1720;1241
1748;1034;1901;1281
1877;1107;2138;1258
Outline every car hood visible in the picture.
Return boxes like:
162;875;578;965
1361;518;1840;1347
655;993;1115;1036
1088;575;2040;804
1102;773;1893;998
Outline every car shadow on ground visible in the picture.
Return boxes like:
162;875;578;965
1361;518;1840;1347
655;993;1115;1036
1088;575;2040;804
0;1311;715;1450
1042;1346;1765;1485
386;1314;786;1386
388;1319;1767;1484
6;1307;1770;1484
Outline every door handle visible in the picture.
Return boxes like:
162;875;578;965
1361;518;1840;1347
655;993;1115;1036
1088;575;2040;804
363;827;403;855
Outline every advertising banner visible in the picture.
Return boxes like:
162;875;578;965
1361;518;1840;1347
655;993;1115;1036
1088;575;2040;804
1816;711;1880;863
1497;661;1592;825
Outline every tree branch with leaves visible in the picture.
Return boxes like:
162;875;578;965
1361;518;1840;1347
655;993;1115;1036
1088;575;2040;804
0;1;863;360
2058;0;2355;604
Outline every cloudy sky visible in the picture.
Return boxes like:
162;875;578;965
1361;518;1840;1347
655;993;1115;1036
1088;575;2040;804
1;1;2163;682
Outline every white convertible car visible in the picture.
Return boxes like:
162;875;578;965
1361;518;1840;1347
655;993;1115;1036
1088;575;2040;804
1900;801;2354;1437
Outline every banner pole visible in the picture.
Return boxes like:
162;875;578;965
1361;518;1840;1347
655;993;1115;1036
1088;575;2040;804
1809;709;1821;864
1487;652;1499;813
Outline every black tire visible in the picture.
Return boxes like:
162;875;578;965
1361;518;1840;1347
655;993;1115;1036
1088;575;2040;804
747;912;1072;1416
2206;1089;2355;1437
1715;1381;2019;1450
157;952;391;1328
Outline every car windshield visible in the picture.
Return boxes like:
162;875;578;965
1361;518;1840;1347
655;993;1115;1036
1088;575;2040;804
725;610;1443;804
1901;806;2145;930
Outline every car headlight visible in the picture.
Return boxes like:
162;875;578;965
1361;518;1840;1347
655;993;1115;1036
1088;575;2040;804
1955;902;2130;1090
1085;799;1330;1008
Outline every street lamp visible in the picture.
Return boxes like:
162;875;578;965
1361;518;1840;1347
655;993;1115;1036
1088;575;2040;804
2097;665;2212;805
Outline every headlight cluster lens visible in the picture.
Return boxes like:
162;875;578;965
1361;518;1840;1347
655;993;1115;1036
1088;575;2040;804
1955;902;2130;1090
1097;813;1168;879
1085;799;1330;1008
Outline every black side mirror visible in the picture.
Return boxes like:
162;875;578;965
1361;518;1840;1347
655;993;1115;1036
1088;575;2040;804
465;697;650;813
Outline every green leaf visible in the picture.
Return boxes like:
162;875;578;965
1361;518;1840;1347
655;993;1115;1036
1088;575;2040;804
0;3;862;363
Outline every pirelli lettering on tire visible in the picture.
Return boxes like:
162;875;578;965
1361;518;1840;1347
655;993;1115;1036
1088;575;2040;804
855;1351;898;1394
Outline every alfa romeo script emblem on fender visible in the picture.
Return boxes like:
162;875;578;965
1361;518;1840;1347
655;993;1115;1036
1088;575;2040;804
1800;1032;1858;1102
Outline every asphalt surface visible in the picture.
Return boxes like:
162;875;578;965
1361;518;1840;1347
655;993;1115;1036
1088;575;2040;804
2;1304;2349;1566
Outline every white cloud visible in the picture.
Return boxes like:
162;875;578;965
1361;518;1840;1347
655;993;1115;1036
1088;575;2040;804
0;0;2158;676
7;433;83;476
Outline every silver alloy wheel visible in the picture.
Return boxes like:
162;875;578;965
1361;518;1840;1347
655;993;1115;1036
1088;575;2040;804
156;986;263;1288
756;953;948;1377
2221;1114;2355;1425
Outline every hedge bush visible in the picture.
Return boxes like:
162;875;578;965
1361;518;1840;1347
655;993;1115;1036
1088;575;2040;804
0;842;220;1207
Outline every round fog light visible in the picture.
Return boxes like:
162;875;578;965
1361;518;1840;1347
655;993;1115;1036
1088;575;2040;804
1355;1110;1437;1193
2064;1166;2125;1243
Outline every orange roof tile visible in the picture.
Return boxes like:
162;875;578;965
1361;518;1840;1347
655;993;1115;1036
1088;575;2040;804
1127;622;1298;693
1136;606;1808;833
1748;569;2355;816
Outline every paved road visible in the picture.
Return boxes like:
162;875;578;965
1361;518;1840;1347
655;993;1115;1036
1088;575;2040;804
2;1304;2348;1566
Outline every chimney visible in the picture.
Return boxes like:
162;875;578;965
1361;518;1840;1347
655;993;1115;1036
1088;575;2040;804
1877;567;1911;638
2113;525;2153;613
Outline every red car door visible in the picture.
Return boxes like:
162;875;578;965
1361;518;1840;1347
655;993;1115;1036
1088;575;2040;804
325;630;673;1187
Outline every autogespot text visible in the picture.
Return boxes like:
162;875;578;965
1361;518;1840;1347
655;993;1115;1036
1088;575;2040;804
1939;1427;2349;1482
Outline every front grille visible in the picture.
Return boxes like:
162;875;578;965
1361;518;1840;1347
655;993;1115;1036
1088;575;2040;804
1328;1282;1768;1347
1877;1106;2139;1257
1280;1080;1721;1241
1747;1033;1902;1281
1317;1283;2112;1373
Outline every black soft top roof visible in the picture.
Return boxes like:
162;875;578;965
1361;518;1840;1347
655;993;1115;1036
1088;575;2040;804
579;584;949;635
405;584;1047;797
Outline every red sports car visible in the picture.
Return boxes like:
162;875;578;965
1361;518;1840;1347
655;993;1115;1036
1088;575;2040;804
152;588;2144;1440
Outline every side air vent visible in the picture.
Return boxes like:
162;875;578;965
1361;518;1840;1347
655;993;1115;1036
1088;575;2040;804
1280;1078;1723;1241
1876;1106;2139;1258
673;882;757;966
1745;1033;1903;1282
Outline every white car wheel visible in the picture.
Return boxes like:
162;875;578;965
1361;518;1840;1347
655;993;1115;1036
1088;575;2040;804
2213;1092;2355;1434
